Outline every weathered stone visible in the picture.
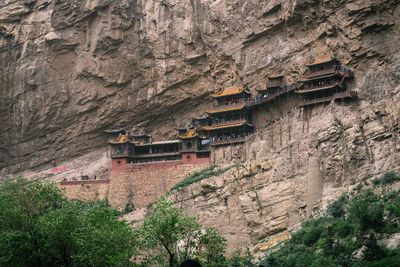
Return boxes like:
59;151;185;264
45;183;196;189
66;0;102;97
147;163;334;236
1;0;400;256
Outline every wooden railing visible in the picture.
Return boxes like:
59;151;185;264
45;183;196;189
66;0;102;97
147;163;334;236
304;68;337;79
298;90;357;107
266;80;283;88
208;119;249;128
133;152;181;158
246;85;297;107
211;137;246;146
209;102;245;112
110;152;129;157
301;80;340;91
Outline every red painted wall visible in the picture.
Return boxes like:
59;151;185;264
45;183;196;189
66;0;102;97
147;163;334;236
111;154;210;171
182;153;196;164
131;160;183;169
181;153;211;165
111;158;128;172
195;156;211;164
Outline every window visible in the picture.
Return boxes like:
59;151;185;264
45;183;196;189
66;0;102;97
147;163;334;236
117;161;121;164
186;141;192;148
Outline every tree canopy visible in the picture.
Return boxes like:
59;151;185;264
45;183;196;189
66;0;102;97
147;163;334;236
0;179;227;267
133;196;226;267
0;179;136;267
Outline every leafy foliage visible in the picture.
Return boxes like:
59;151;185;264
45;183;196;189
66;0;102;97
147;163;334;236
170;164;243;192
0;179;136;267
372;171;400;186
258;178;400;267
226;250;257;267
133;196;227;267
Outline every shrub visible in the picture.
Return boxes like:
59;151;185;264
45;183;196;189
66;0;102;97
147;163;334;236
226;250;256;267
372;171;400;186
170;164;243;191
348;190;384;231
327;194;348;218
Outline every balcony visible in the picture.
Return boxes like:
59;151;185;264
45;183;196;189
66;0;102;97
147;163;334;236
297;80;341;94
132;152;181;159
304;68;337;79
203;119;252;131
211;137;246;146
246;85;297;107
207;103;246;114
266;80;283;88
298;90;357;107
110;151;131;158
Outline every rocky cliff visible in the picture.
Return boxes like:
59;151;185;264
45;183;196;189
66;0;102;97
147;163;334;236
164;85;400;253
1;0;400;254
1;0;399;176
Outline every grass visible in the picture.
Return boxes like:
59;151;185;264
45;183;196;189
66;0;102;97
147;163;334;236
169;163;243;192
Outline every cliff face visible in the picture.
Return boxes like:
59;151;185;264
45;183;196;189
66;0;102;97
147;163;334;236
1;0;399;176
1;0;400;254
167;84;400;253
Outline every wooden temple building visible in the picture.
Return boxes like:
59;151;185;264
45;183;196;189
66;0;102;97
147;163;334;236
176;126;211;164
105;56;356;169
105;130;182;170
204;87;254;146
296;57;355;107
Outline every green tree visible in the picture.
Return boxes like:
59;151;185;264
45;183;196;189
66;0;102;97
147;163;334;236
133;196;226;267
0;179;64;266
227;250;256;267
348;190;384;232
0;179;136;267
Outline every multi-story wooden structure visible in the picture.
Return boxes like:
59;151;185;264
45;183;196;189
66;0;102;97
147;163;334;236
176;126;211;164
105;56;357;168
105;129;133;158
296;57;356;107
205;86;254;146
105;130;182;170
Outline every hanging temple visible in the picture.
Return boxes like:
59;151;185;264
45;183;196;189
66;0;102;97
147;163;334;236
105;57;355;170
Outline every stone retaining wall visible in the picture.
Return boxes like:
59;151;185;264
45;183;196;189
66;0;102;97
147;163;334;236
59;180;110;201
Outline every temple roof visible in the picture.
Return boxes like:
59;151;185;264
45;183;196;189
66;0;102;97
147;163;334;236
268;75;284;80
305;57;335;67
192;114;210;121
299;73;340;82
108;133;129;144
104;129;126;134
206;103;246;114
151;140;180;145
175;124;192;131
256;88;268;92
178;128;199;139
202;121;253;131
210;86;248;98
136;140;180;146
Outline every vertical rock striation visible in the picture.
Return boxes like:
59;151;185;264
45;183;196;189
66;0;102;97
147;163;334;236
1;0;400;177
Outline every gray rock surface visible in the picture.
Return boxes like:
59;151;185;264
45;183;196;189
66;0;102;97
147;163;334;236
1;0;400;176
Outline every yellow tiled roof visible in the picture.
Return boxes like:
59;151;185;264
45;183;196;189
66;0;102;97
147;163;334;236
206;103;246;114
178;128;198;139
268;75;284;79
306;57;334;66
109;133;129;144
202;121;251;131
210;86;245;98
